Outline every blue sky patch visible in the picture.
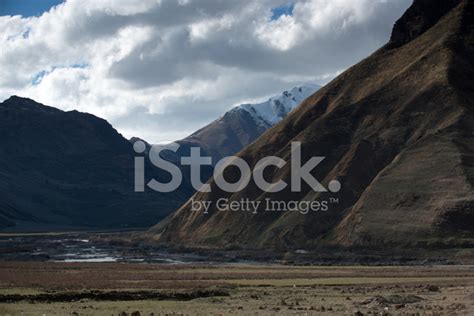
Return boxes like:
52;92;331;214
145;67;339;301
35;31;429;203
70;63;88;69
6;27;31;41
31;63;89;85
32;70;49;85
271;3;295;20
22;28;30;39
0;0;65;17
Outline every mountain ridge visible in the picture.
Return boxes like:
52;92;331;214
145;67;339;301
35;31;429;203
0;84;318;230
171;84;319;163
154;0;474;250
0;96;191;230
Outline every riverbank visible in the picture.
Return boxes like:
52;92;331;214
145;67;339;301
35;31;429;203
2;231;474;265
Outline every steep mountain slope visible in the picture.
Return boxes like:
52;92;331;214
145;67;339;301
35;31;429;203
0;97;191;230
133;85;318;200
175;85;318;163
155;0;474;249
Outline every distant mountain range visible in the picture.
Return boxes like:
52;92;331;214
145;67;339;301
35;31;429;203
0;85;317;230
134;84;318;203
154;84;319;164
154;0;474;250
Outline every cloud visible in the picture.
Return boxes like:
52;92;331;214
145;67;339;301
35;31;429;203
0;0;411;143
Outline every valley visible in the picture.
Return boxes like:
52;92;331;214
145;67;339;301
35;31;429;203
0;0;472;314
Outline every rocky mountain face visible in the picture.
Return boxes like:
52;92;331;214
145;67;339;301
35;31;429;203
154;0;474;250
172;85;319;163
0;97;191;230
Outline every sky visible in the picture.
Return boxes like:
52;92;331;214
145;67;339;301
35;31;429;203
0;0;411;143
0;0;64;17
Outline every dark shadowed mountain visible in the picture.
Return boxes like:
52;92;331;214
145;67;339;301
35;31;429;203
154;0;474;250
0;96;192;230
0;84;318;231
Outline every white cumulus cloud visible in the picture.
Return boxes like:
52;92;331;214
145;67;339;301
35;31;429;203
0;0;411;143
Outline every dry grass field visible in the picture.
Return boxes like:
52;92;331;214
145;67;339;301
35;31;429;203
0;262;473;315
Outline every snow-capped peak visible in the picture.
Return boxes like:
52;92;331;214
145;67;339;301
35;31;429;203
232;84;319;128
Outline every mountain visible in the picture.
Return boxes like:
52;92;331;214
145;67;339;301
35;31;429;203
171;85;319;163
0;96;191;230
154;0;474;250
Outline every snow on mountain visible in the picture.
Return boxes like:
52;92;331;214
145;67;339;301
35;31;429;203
232;84;319;128
154;83;321;164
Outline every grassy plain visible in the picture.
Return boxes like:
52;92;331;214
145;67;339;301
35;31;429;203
0;262;473;315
